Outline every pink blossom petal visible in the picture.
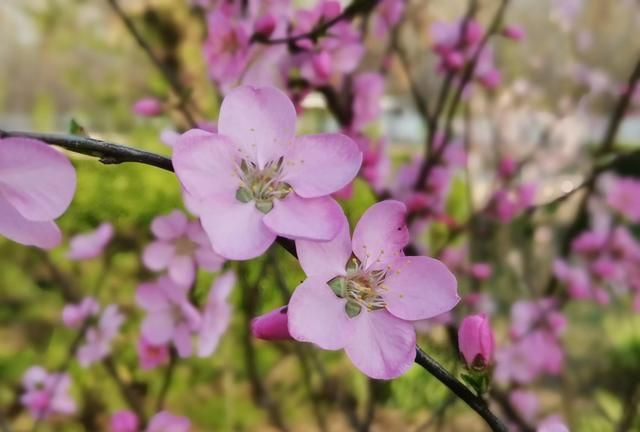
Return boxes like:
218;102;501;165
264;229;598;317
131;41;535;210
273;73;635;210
173;323;193;358
67;223;114;260
218;85;297;169
263;193;343;241
383;256;460;321
194;247;225;271
141;313;174;345
168;255;196;287
151;210;188;240
296;212;351;281
142;241;176;271
199;197;276;260
288;277;354;350
0;194;61;249
344;309;416;379
251;306;292;340
0;137;76;220
172;129;239;201
135;282;169;311
208;271;236;303
352;200;409;270
281;133;362;198
198;302;231;357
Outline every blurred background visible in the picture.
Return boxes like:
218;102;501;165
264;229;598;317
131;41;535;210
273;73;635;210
1;0;640;431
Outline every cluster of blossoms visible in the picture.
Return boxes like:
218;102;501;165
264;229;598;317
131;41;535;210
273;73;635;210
430;18;519;91
555;175;640;310
440;245;494;283
495;299;566;385
62;297;125;366
20;366;76;420
110;409;191;432
486;156;537;223
391;134;467;219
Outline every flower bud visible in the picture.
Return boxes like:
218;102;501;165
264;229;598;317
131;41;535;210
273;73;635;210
254;15;276;39
132;97;164;117
251;306;292;340
502;25;526;41
458;314;494;370
109;410;139;432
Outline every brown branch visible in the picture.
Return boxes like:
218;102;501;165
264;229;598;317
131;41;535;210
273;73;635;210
105;0;197;127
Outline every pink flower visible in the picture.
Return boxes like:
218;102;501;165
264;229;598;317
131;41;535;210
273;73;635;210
253;14;276;38
136;276;202;358
287;201;459;379
537;415;569;432
604;176;640;222
203;11;250;88
77;304;125;367
143;210;224;286
373;0;405;37
172;85;362;260
110;410;139;432
502;25;526;41
351;72;385;131
495;331;564;384
458;314;494;370
197;271;236;357
498;157;517;179
252;306;291;340
509;390;539;423
62;297;100;329
20;366;76;419
147;411;191;432
0;137;76;249
67;222;114;260
137;336;170;370
132;97;164;117
470;263;492;281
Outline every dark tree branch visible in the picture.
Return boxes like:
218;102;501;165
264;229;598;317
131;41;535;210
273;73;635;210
252;0;380;45
105;0;197;127
415;347;508;432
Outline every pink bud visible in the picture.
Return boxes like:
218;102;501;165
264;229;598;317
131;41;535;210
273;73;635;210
444;51;464;71
458;314;494;370
254;15;276;39
498;157;517;179
109;410;139;432
251;306;292;341
132;97;164;117
322;1;342;20
478;69;502;90
464;20;484;45
311;51;332;82
470;263;492;281
502;25;525;41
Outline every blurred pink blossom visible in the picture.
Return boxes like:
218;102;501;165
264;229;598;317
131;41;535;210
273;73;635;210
67;222;114;260
137;336;171;370
109;410;139;432
143;209;224;286
20;366;76;420
132;97;164;117
147;411;191;432
252;305;291;340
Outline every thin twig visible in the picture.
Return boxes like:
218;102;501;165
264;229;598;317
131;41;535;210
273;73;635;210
252;0;380;45
155;350;177;412
414;347;508;432
105;0;197;127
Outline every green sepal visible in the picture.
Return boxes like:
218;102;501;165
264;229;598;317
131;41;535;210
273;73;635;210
345;301;362;318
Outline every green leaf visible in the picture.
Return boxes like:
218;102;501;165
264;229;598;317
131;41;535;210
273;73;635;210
69;118;89;137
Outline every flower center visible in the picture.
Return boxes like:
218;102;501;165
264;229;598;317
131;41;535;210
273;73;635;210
328;258;388;318
235;157;292;214
174;236;197;256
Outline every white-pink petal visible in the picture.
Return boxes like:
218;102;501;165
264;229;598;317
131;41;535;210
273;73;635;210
218;85;297;169
151;210;188;240
352;200;409;270
0;194;61;249
288;277;355;350
383;256;459;321
199;197;276;260
344;309;416;379
263;193;343;241
281;133;362;198
0;137;76;220
142;241;176;271
168;255;196;287
296;212;351;281
172;129;239;201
